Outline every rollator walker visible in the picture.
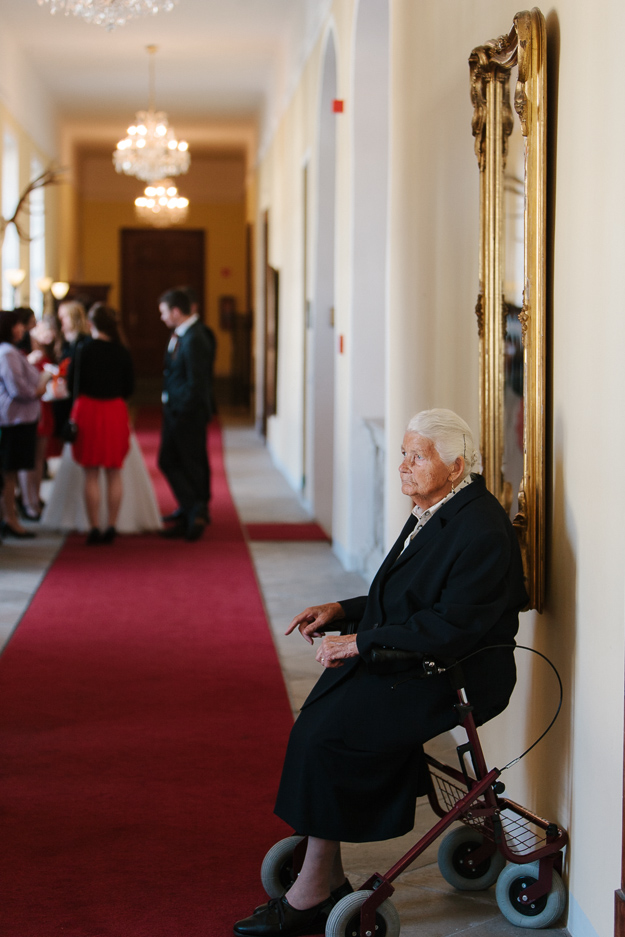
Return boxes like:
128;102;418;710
260;649;568;937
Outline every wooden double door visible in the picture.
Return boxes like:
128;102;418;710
121;228;205;379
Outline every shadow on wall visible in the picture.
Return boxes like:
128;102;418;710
522;5;567;833
525;436;575;822
522;16;569;862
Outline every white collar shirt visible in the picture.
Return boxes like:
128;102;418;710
400;475;473;556
167;313;199;352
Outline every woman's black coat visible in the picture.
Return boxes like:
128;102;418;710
274;476;528;842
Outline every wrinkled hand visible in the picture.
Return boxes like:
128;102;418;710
316;634;359;668
285;602;345;645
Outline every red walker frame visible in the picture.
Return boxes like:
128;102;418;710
286;680;568;934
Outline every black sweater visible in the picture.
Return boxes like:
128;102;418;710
69;339;134;400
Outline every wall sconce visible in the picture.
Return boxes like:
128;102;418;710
37;276;53;294
5;268;26;308
51;281;70;300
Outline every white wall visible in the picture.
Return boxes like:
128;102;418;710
306;28;338;535
257;1;625;935
0;24;59;159
390;4;625;935
345;0;389;575
0;17;61;304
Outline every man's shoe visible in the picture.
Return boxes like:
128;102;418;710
185;517;206;542
159;522;186;539
233;895;334;937
162;509;184;524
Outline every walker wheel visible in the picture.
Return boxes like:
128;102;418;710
260;835;306;898
325;890;400;937
437;827;506;891
495;860;566;928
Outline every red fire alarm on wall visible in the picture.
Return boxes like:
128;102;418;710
332;99;344;113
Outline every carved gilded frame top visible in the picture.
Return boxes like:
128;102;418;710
469;9;547;611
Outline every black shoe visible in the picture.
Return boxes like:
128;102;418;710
185;517;206;542
2;522;35;539
85;527;102;545
331;879;353;902
234;895;335;937
101;526;117;544
254;880;353;914
162;509;184;524
159;522;186;539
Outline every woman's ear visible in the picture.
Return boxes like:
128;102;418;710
449;457;465;485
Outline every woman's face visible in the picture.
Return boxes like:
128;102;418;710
11;322;25;344
58;308;73;338
399;432;457;509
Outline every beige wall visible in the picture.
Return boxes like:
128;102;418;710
256;1;625;935
75;151;247;378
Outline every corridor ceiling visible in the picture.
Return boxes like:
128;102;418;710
0;0;333;151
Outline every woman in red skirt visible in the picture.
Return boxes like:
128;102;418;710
67;304;134;544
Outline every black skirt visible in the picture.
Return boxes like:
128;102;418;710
274;661;459;843
0;422;38;471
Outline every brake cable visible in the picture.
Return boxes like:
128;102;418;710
439;643;563;771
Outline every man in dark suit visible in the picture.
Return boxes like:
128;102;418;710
234;409;528;937
179;285;217;419
158;288;215;541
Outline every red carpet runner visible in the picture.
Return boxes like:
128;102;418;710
0;415;295;936
245;523;330;542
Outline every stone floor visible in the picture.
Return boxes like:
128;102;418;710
0;522;63;652
0;421;570;936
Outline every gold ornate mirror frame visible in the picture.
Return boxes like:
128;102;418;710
469;8;547;611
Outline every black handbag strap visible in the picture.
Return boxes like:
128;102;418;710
71;342;83;400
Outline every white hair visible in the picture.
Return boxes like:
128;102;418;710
406;408;478;479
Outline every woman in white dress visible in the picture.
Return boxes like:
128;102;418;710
41;305;162;535
41;434;162;534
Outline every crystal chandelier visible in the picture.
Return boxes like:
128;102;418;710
113;46;190;183
36;0;178;30
134;180;189;227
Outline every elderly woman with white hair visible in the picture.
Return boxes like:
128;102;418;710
234;408;528;937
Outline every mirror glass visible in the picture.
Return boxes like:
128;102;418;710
503;92;525;520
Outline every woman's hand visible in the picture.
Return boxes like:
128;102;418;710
316;634;359;668
36;370;52;396
285;602;345;645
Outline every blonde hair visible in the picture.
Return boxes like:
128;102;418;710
58;301;89;337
